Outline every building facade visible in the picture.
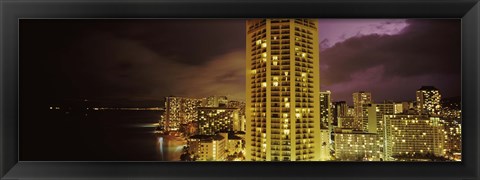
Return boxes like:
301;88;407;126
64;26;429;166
320;91;332;130
164;96;205;131
188;134;227;161
332;101;348;127
384;115;445;160
352;92;372;131
334;129;380;161
197;107;239;135
246;19;321;161
416;86;442;115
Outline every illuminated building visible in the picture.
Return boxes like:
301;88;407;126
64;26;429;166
188;134;227;161
225;133;245;159
416;86;442;115
443;121;462;155
320;91;332;130
207;95;229;107
346;106;355;117
353;91;372;130
332;101;348;126
364;102;395;159
384;115;445;160
338;116;355;129
164;96;205;131
319;129;331;160
334;129;380;161
246;19;321;161
197;107;239;135
227;100;247;131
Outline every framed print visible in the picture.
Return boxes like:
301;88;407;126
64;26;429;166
1;0;479;179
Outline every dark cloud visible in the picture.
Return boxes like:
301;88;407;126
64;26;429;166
321;19;461;103
20;19;460;107
20;19;245;106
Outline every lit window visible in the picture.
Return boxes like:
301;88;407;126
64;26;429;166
285;103;290;108
272;56;278;60
262;82;267;87
262;52;267;58
261;42;267;48
273;82;279;87
256;40;262;45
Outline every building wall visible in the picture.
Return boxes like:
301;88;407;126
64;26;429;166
338;116;355;129
188;135;227;161
319;129;331;161
334;132;380;161
320;91;332;130
164;96;205;131
416;87;442;115
197;107;238;135
246;19;320;161
384;115;445;160
352;92;372;131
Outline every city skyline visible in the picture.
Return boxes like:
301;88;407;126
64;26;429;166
21;19;460;106
20;19;462;162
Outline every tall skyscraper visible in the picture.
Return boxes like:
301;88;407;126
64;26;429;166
416;86;442;115
352;91;372;131
164;96;205;131
332;101;348;126
320;91;332;130
364;102;395;159
245;19;321;161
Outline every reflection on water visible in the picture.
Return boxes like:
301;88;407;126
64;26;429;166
21;110;186;161
156;135;187;161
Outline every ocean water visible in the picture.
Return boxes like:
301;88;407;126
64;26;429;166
20;109;185;161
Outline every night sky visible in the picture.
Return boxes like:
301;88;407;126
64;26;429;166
20;19;460;106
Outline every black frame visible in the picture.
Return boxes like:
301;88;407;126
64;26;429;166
1;0;479;179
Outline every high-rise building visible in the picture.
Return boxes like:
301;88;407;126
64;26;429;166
363;102;396;133
394;102;409;114
207;96;229;107
164;96;205;131
338;116;355;129
332;101;348;126
363;102;395;159
245;19;321;161
320;91;332;130
443;121;462;155
319;129;331;161
353;92;372;130
197;107;239;135
227;100;247;131
416;86;442;115
384;115;445;160
334;129;380;161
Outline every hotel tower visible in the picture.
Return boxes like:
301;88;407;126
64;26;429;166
245;19;321;161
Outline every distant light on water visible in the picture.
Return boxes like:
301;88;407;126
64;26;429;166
130;123;159;128
158;137;164;159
